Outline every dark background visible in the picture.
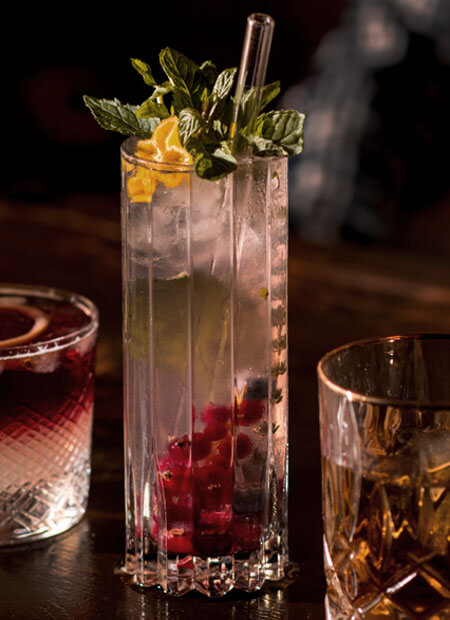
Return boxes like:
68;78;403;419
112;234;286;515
0;2;344;198
2;0;449;258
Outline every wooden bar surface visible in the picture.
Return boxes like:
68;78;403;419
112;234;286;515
0;194;449;619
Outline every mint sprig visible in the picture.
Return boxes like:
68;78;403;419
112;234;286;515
83;48;305;180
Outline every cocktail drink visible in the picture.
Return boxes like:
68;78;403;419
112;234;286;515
121;139;289;595
0;285;98;545
84;14;304;595
318;335;450;619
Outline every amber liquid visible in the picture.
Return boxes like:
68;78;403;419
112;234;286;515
323;447;450;619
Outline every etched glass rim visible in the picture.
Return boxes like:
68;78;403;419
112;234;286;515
0;283;99;359
120;136;284;172
317;333;450;408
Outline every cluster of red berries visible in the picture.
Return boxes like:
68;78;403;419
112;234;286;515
152;399;265;556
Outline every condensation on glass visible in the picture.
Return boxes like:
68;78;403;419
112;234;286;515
120;138;289;596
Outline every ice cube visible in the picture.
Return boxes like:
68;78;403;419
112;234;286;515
31;349;60;373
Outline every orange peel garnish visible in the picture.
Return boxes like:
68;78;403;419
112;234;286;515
126;116;192;202
0;304;49;349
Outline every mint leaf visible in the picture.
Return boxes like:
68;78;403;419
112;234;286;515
83;48;306;181
252;109;305;156
194;141;237;180
200;60;217;86
159;47;200;110
131;58;156;86
212;68;236;101
178;108;203;145
137;98;170;119
239;81;281;134
259;81;281;111
248;135;287;156
83;96;160;138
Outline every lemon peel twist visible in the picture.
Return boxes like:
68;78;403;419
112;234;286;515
125;116;192;202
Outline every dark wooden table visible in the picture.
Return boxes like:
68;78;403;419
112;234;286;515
1;194;450;619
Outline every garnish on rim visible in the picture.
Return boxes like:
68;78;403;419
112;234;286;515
83;46;305;181
0;303;49;349
126;115;192;202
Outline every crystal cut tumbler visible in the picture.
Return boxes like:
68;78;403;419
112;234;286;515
318;335;450;619
0;284;98;545
121;138;289;596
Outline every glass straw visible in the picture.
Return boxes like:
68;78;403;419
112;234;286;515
230;13;275;151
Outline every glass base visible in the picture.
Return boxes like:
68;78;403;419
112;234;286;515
0;510;86;547
120;540;289;597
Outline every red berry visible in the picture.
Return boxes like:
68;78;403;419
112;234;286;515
157;457;191;495
236;433;253;459
192;432;211;461
201;404;232;425
236;399;264;426
166;528;193;555
168;537;192;554
197;508;232;533
167;434;190;465
193;464;232;509
210;454;230;470
166;494;192;525
204;421;228;442
151;522;158;541
217;436;232;462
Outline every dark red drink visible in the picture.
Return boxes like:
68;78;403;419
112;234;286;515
0;285;98;545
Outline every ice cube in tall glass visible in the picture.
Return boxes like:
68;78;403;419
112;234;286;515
121;138;289;596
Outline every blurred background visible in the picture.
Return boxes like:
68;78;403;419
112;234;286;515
1;0;449;256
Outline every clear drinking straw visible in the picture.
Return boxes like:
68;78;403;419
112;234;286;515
230;13;275;151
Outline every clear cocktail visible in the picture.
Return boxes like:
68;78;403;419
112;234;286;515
121;144;289;595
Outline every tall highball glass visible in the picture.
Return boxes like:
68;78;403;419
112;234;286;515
120;138;289;596
318;335;450;619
